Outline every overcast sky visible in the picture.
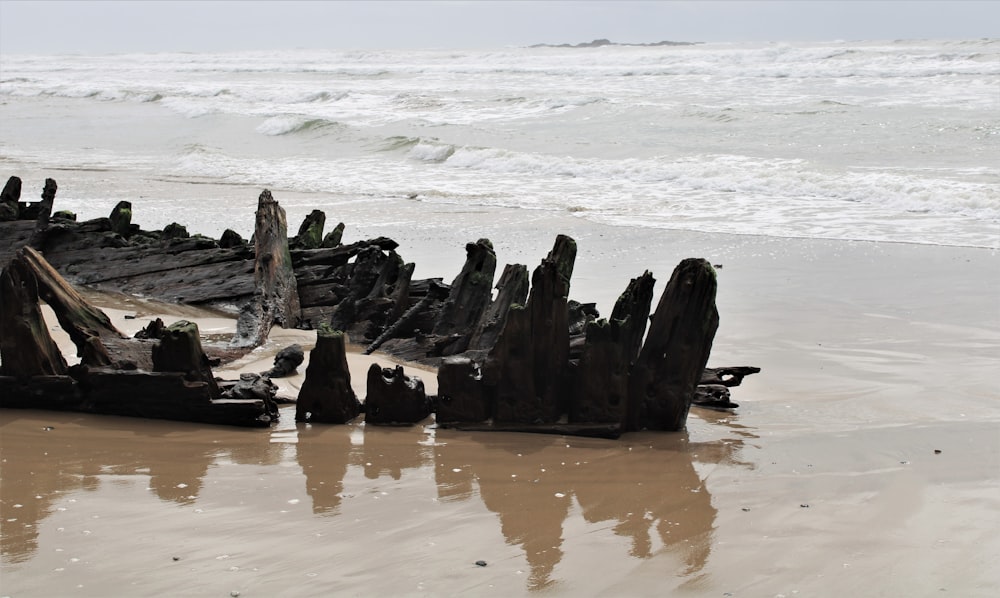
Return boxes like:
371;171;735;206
1;0;997;55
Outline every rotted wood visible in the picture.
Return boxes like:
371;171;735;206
568;270;654;424
626;258;719;432
321;221;345;248
610;270;656;363
0;253;68;377
266;344;304;378
364;279;448;355
701;366;761;387
19;246;125;367
435;356;491;424
292;209;326;249
0;175;21;221
108;200;133;238
0;375;81;409
232;189;301;348
151;320;221;398
569;317;631;424
431;238;497;354
524;234;576;421
364;364;431;425
691;366;761;410
485;305;539;423
327;246;401;340
296;327;361;423
466;263;529;354
28;178;57;245
78;368;275;427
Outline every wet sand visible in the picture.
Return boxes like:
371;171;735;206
2;203;999;596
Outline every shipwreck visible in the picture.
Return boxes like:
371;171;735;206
0;176;758;437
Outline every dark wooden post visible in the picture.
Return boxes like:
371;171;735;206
0;175;20;221
321;222;345;248
467;263;528;353
570;317;630;424
432;239;497;353
232;189;301;348
296;327;361;423
525;234;576;419
294;209;326;249
109;200;133;237
568;270;654;425
28;178;57;245
487;305;538;423
626;258;719;432
610;270;656;363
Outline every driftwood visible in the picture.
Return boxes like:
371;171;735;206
1;175;761;434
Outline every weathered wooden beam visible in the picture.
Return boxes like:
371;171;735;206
570;317;630;424
486;305;539;423
610;270;656;363
432;239;497;353
626;258;719;432
0;375;80;409
0;255;68;377
231;189;301;348
701;366;761;387
467;263;529;353
19;246;125;367
364;280;448;354
525;234;576;419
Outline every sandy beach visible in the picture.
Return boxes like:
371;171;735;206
2;199;998;597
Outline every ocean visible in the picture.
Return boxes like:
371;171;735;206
1;39;998;249
3;39;1000;596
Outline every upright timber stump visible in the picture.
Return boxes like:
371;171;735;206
151;320;221;398
364;364;431;425
296;327;361;423
232;189;301;348
626;258;719;432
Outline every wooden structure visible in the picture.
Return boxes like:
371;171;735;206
1;175;758;434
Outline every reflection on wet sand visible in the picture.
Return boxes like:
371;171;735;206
294;424;354;515
2;407;755;593
433;426;754;590
0;410;279;563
